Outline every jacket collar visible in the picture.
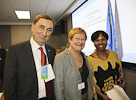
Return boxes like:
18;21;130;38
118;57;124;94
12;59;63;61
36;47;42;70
64;48;82;78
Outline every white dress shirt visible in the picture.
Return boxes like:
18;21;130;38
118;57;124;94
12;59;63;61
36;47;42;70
30;37;49;98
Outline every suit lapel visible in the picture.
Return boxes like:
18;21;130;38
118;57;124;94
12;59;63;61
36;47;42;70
24;41;37;79
65;49;81;78
45;44;52;64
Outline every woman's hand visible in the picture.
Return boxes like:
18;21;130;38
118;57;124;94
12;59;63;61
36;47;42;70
102;94;112;100
94;85;112;100
118;74;126;88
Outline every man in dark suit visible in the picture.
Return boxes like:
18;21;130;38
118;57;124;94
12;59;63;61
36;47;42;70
4;14;56;100
0;43;6;85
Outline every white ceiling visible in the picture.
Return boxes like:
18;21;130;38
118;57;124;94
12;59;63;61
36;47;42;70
0;0;86;25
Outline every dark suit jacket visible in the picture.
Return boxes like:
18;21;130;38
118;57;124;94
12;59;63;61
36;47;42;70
4;40;56;100
0;48;6;62
0;48;6;80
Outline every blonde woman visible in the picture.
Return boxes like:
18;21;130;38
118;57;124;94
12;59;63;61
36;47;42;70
53;28;93;100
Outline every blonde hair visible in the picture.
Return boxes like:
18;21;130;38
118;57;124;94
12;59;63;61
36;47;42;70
68;27;87;40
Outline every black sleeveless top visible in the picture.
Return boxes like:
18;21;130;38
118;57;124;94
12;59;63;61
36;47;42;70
79;55;89;94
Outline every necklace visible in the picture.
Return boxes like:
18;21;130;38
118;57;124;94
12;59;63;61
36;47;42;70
95;49;109;60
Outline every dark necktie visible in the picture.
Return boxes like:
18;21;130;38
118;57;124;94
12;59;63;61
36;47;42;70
39;47;52;100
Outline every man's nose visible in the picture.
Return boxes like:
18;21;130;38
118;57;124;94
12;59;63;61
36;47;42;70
42;29;48;36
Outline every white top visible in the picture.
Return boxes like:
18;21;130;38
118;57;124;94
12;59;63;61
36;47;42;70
30;37;49;98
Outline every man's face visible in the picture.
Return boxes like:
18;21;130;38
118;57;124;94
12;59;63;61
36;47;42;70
31;18;54;46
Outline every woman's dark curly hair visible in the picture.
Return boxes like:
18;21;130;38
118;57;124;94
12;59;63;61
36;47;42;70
91;30;109;42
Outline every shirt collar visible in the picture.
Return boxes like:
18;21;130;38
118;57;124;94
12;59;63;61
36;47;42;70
30;37;45;51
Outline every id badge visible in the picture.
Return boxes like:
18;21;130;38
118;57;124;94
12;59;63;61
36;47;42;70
41;65;48;79
78;82;85;90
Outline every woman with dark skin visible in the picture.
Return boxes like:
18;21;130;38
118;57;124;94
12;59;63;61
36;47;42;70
87;30;126;100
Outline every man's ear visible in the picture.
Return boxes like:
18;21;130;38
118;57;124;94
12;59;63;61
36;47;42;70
31;23;34;32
